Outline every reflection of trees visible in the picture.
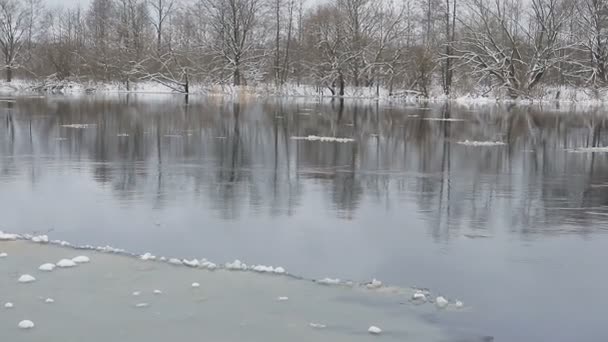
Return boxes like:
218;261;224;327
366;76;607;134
3;97;608;238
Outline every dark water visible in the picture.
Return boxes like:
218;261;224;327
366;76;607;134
2;95;608;341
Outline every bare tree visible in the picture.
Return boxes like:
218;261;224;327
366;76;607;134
0;0;34;82
148;0;175;54
457;0;574;98
572;0;608;88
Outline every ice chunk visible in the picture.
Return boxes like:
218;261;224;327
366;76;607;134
225;259;247;271
412;291;427;301
201;261;217;270
56;259;77;268
132;291;141;296
0;252;7;258
31;235;49;243
455;300;464;309
291;135;355;143
191;282;200;288
18;320;35;329
168;258;182;265
317;278;341;285
435;296;449;309
252;265;275;273
309;323;327;329
277;296;289;301
18;274;36;283
140;253;155;261
39;263;56;271
273;267;286;274
368;326;382;335
366;278;383;289
0;231;19;240
457;140;506;146
4;302;14;308
72;256;90;263
45;298;55;304
153;290;162;295
183;259;200;267
135;303;149;308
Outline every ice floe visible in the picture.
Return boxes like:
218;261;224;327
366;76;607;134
31;235;49;243
201;260;217;270
368;326;382;335
38;263;56;271
567;147;608;153
135;303;149;308
18;320;35;329
153;290;162;295
72;256;90;263
4;302;14;308
117;133;129;137
191;282;200;288
61;124;94;129
0;252;7;258
455;300;464;309
273;267;286;274
168;258;183;265
291;135;355;143
309;323;327;329
45;298;54;304
132;291;141;296
18;274;36;283
277;296;289;301
457;140;506;146
435;296;449;309
412;291;427;302
56;259;77;268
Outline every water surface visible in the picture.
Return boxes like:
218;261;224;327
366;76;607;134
1;95;608;341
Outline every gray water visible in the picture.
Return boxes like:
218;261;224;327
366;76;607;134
1;95;608;341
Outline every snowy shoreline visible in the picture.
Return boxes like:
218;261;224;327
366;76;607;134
3;79;608;106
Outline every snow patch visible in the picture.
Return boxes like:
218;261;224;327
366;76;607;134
365;278;383;290
38;263;56;271
0;231;19;240
140;253;155;261
18;274;36;283
291;135;355;143
436;296;449;309
168;258;183;265
31;235;49;243
201;260;217;270
183;259;200;267
273;266;286;274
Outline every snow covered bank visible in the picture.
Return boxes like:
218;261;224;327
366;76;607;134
0;240;453;342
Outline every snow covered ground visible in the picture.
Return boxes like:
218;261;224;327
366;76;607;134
2;79;608;106
0;240;451;342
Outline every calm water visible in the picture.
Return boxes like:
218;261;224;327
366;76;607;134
2;95;608;341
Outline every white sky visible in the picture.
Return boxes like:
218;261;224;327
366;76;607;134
45;0;91;8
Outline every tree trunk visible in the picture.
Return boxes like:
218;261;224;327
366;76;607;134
6;66;12;83
234;67;241;86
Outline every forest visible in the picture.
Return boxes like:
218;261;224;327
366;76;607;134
0;0;606;98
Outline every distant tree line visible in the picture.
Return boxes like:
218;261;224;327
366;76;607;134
0;0;607;98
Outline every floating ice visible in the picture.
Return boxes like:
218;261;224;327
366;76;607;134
183;259;200;267
18;274;36;283
567;147;608;153
309;323;327;329
135;303;149;308
191;282;200;288
277;296;289;301
274;267;286;274
140;253;155;261
31;235;49;243
0;252;7;258
4;302;14;308
61;124;93;129
457;140;506;146
159;256;167;261
132;291;141;296
252;265;276;273
72;256;90;264
97;245;124;253
412;292;427;301
0;231;19;240
368;326;382;335
153;290;162;295
45;298;54;304
18;320;35;329
38;263;56;271
436;296;449;309
421;118;466;122
317;278;341;285
366;278;383;290
225;259;247;271
168;258;183;265
117;133;129;137
291;135;355;143
201;260;217;270
56;259;77;268
455;300;464;309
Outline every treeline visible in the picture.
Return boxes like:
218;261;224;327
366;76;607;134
1;0;608;98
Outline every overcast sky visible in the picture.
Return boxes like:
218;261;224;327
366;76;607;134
45;0;90;8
